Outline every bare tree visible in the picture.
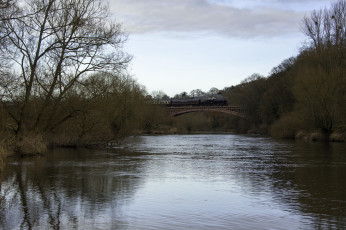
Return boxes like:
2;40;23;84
151;90;169;101
208;87;219;95
0;0;15;38
302;0;346;50
2;0;131;137
0;0;17;72
190;89;205;98
297;0;346;135
174;91;188;99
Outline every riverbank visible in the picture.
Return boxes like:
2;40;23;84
251;127;345;142
141;125;346;143
294;131;345;142
0;146;10;172
0;136;14;172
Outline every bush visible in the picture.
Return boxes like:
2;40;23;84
309;132;328;142
330;132;345;142
295;130;308;140
15;133;47;156
269;113;301;139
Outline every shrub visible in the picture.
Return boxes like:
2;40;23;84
309;132;328;142
15;133;47;156
330;132;345;142
269;113;301;139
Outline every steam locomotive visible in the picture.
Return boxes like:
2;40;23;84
168;98;228;107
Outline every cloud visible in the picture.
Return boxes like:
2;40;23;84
109;0;327;38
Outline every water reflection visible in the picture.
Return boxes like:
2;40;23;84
1;135;346;229
269;141;346;229
0;148;147;229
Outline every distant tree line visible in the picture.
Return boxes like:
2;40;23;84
150;87;221;102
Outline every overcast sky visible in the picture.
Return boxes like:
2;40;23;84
109;0;332;96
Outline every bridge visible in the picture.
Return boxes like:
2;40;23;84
167;106;247;117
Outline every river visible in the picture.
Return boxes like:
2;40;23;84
1;134;346;229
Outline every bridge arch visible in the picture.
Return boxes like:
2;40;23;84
167;106;247;118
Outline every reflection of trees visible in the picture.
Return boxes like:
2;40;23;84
233;141;346;229
0;148;146;229
273;143;346;229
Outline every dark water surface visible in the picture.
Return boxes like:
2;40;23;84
1;134;346;229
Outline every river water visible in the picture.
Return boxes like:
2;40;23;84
1;134;346;229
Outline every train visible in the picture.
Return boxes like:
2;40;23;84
168;98;228;107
